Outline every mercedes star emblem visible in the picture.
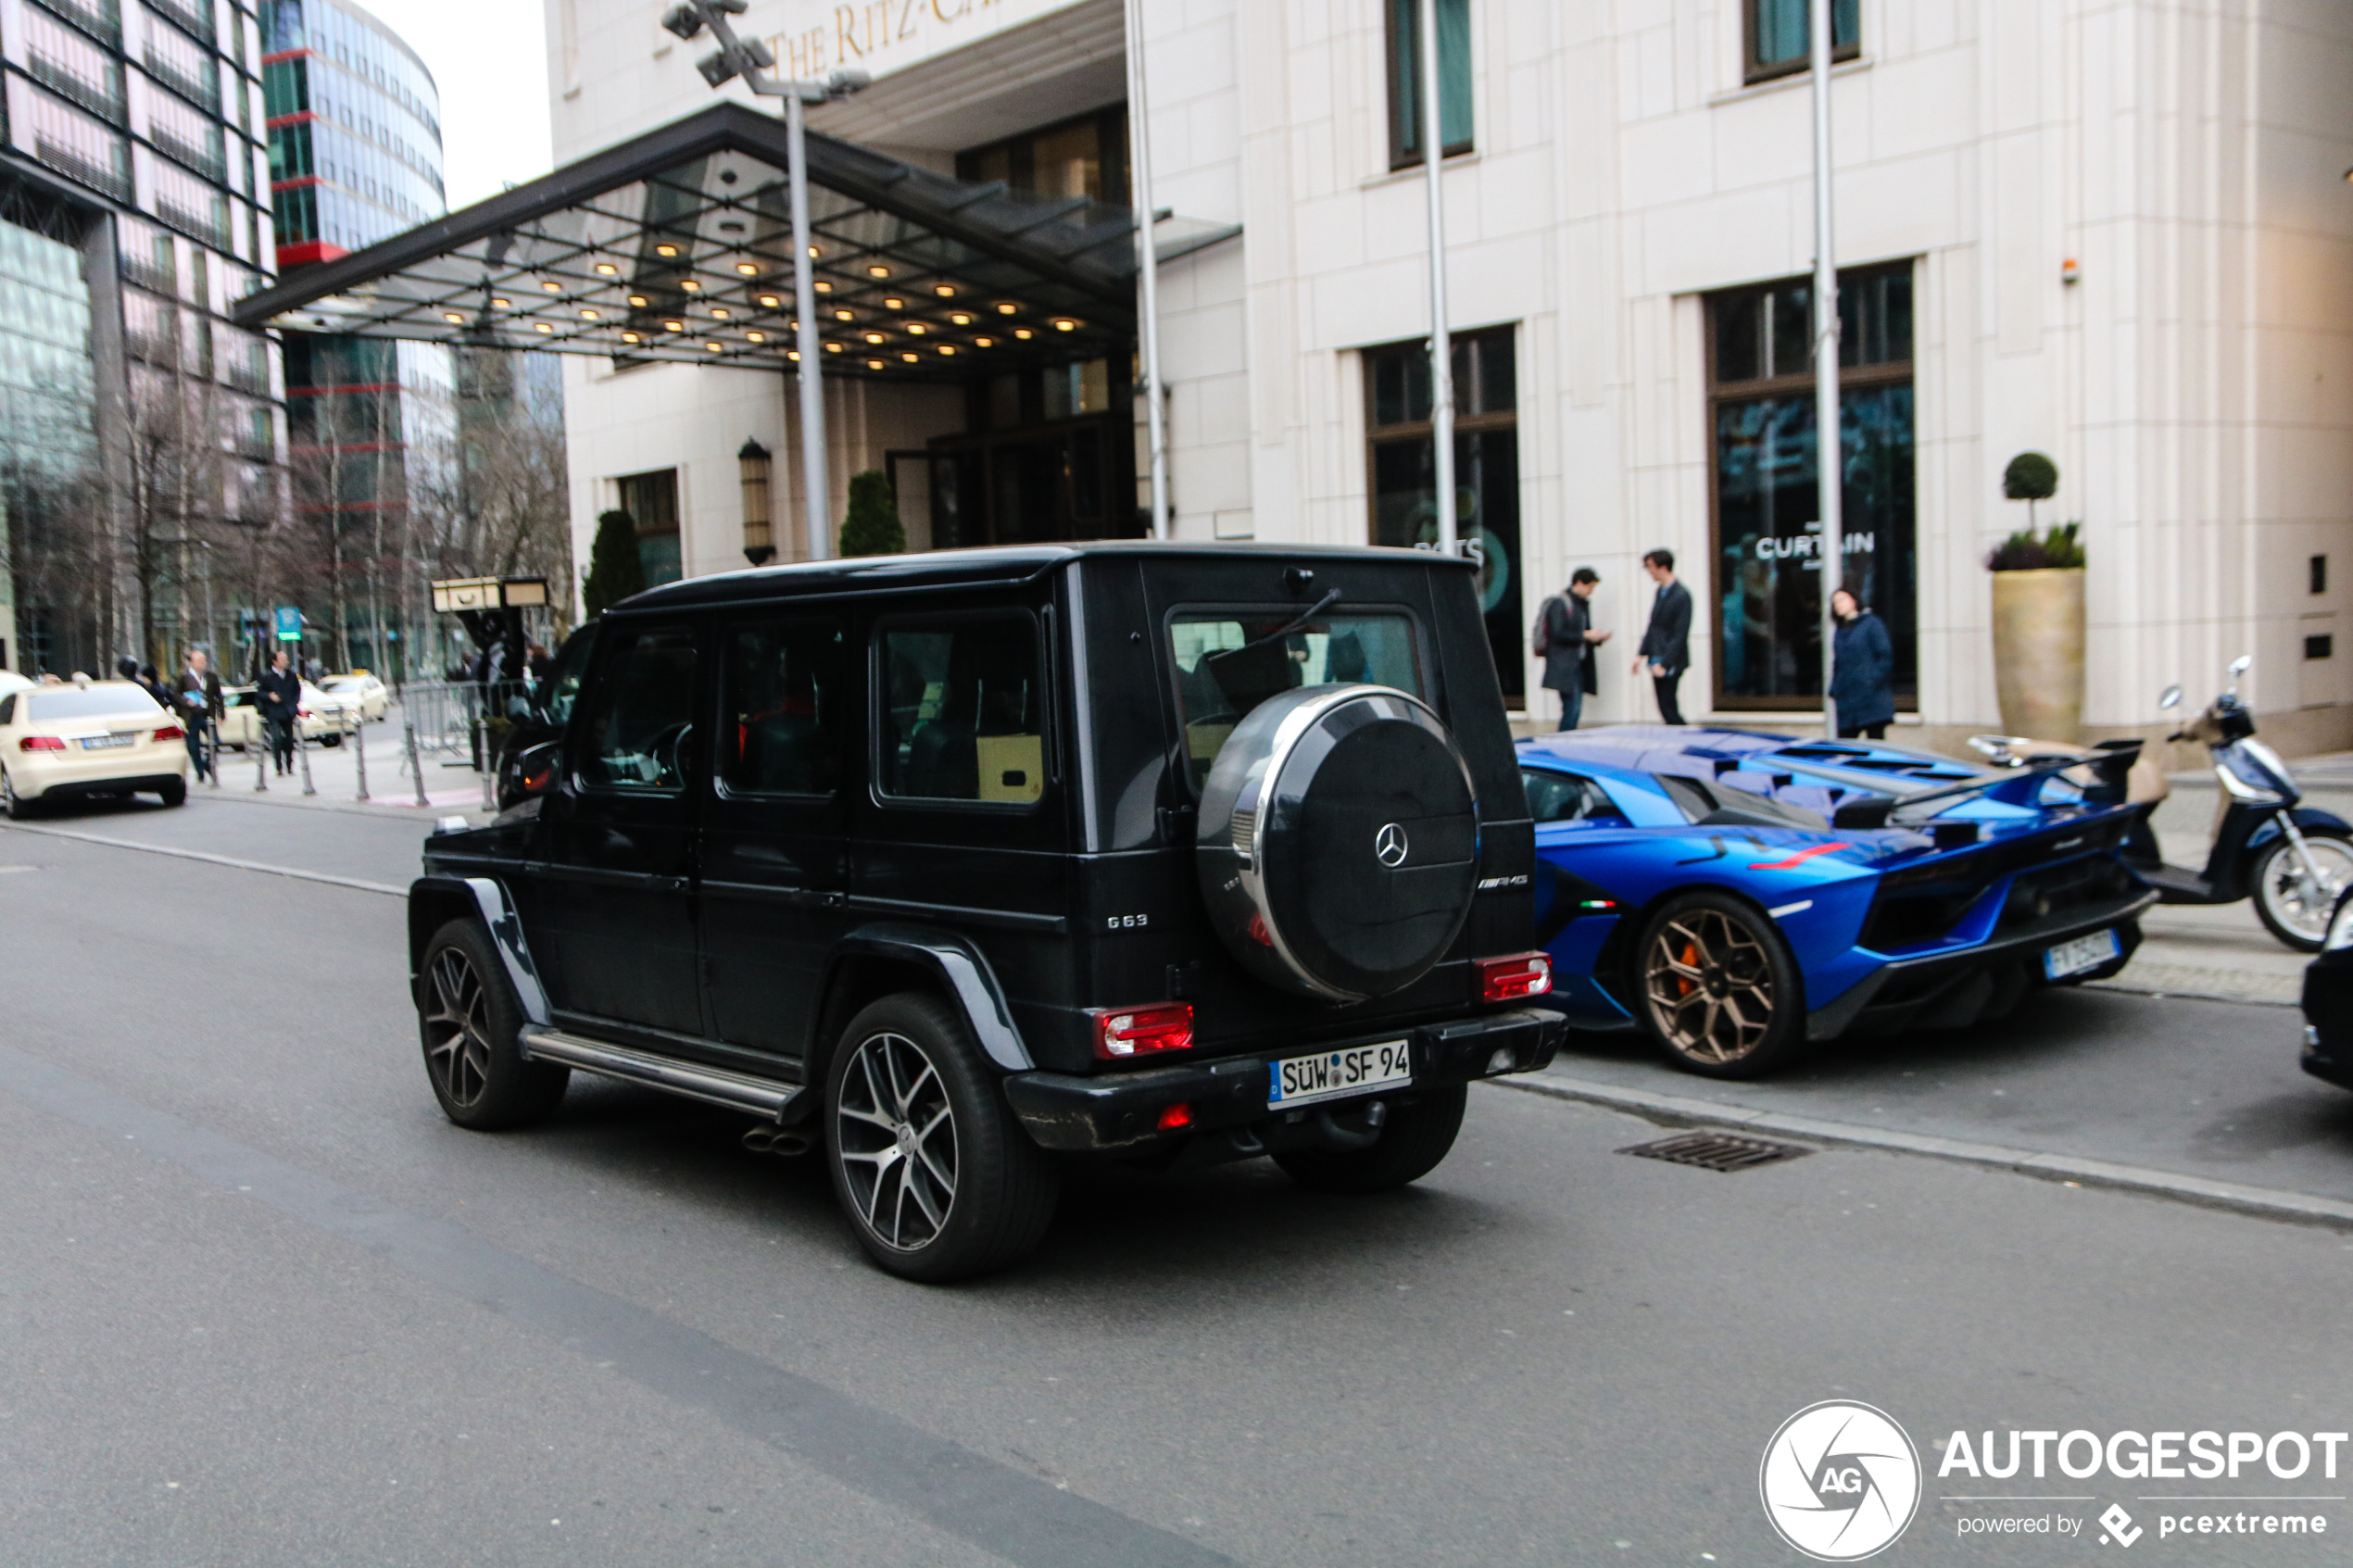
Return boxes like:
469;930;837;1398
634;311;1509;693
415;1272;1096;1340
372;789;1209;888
1375;822;1410;868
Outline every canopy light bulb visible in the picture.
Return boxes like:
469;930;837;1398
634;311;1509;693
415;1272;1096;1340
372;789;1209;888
680;279;701;292
906;322;926;334
938;344;956;356
884;296;903;309
757;295;781;307
656;244;679;257
442;310;463;323
1053;318;1078;332
867;264;888;278
834;308;853;321
579;307;599;320
705;341;723;352
594;262;618;275
627;294;648;307
747;330;764;342
534;321;553;332
825;342;842;352
862;332;885;344
995;302;1017;315
867;358;885;369
664;320;685;331
539;280;562;293
950;312;972;325
934;284;955;297
813;281;832;293
1013;327;1034;339
490;296;510;307
622;332;641;343
710;307;730;319
975;335;994;347
736;262;759;276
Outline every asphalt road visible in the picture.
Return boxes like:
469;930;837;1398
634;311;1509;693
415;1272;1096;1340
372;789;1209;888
5;800;2353;1565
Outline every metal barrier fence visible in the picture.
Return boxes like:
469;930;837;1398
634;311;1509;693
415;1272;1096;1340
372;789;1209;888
396;679;535;810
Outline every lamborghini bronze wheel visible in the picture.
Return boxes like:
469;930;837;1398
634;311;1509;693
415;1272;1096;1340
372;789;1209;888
1635;892;1805;1078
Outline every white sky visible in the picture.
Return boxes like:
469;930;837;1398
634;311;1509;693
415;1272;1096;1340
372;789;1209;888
352;0;555;210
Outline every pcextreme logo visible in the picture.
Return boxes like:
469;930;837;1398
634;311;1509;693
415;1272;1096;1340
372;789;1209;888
1760;1400;1924;1562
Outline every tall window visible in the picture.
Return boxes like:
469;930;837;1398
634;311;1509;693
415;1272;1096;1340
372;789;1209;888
1364;327;1520;702
1749;0;1859;82
1385;0;1471;169
1707;265;1915;711
617;469;681;588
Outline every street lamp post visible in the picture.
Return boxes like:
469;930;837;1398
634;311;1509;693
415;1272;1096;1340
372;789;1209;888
662;2;869;566
1810;0;1843;740
1124;0;1169;541
1419;0;1455;553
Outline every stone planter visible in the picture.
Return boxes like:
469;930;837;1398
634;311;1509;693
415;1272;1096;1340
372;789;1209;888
1990;567;2085;741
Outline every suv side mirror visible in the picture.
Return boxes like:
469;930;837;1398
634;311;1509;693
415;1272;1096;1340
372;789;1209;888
516;740;561;797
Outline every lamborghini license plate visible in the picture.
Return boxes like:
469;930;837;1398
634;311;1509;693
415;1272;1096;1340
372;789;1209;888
2044;928;2120;979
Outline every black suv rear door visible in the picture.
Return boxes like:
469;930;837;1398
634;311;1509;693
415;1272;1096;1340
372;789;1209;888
698;613;854;1063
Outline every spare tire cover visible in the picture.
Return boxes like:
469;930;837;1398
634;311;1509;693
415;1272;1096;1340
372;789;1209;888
1196;684;1479;1003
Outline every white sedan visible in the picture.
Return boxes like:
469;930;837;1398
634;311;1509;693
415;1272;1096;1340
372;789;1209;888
0;679;188;816
317;672;388;721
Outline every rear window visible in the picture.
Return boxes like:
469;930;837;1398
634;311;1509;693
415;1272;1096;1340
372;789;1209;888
876;614;1045;805
26;688;163;721
1169;608;1422;791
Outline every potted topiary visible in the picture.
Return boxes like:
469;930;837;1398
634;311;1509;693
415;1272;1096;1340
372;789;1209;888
837;470;906;558
1988;450;2085;740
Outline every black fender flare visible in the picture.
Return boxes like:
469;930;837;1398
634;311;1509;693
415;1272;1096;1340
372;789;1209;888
408;874;551;1026
810;922;1032;1073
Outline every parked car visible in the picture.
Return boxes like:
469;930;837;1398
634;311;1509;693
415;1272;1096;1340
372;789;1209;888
1519;726;2157;1078
218;684;347;748
410;544;1563;1280
0;671;31;700
318;671;389;721
0;678;187;816
2298;888;2353;1090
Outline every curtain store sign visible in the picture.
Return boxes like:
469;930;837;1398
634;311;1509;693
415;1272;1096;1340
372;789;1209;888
759;0;1088;83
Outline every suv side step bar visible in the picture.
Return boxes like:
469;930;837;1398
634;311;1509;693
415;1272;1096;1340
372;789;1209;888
520;1028;803;1122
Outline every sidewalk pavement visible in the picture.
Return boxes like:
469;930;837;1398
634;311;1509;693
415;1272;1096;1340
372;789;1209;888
196;706;497;822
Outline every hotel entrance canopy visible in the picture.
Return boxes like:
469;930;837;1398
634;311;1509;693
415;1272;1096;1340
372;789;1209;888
232;102;1235;380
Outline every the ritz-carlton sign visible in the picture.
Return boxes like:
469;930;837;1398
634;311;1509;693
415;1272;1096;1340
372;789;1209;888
762;0;1086;82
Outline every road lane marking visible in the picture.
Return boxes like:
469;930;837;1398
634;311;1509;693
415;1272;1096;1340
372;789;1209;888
0;822;404;897
0;1043;1238;1568
1492;1069;2353;1230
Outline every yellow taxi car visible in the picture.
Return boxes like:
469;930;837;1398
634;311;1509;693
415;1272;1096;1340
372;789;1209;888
317;671;388;722
0;678;188;818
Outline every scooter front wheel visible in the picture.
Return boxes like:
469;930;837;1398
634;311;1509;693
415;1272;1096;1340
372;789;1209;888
2251;828;2353;951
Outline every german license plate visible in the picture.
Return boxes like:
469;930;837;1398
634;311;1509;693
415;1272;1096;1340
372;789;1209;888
1268;1040;1413;1109
80;734;135;750
2044;928;2120;979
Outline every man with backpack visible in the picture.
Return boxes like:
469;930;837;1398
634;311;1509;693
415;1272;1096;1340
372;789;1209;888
1532;568;1610;730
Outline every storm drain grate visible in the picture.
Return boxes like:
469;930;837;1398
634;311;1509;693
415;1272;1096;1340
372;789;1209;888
1617;1130;1813;1173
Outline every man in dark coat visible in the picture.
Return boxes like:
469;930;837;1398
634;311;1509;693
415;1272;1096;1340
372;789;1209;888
1829;587;1896;739
169;649;223;782
1631;548;1693;724
257;647;302;775
1537;568;1611;730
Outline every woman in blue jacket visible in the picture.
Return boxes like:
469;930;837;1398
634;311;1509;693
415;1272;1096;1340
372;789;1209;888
1829;587;1894;739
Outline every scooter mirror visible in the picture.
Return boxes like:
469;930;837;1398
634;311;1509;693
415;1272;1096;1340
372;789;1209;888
2158;684;2183;710
2229;654;2253;678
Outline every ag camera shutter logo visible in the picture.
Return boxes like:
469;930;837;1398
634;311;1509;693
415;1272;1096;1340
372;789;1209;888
1760;1400;1922;1561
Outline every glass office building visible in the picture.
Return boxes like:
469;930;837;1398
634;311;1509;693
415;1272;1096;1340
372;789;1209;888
0;0;283;672
259;0;453;676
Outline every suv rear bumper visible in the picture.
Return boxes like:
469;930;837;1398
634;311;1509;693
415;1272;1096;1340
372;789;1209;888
1002;1009;1566;1153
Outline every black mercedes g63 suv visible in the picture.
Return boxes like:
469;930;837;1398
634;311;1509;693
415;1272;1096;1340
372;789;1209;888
410;543;1562;1279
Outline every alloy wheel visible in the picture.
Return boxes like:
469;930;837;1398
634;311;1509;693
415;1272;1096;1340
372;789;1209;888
834;1031;959;1252
1643;908;1776;1064
2259;836;2353;946
422;946;494;1109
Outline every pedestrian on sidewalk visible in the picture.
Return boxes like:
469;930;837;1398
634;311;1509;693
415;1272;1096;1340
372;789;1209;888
1630;548;1693;725
170;648;223;782
1534;568;1610;731
258;647;301;775
1829;587;1894;740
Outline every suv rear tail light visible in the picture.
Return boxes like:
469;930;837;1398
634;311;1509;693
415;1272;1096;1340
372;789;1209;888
1091;1002;1194;1060
153;724;184;742
18;735;64;752
1475;953;1553;1005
